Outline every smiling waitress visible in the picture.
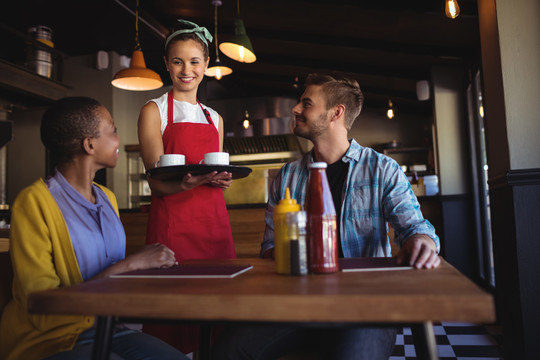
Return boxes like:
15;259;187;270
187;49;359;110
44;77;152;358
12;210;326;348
137;19;236;353
138;19;236;261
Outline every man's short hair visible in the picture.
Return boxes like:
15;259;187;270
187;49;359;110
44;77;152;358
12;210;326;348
305;73;364;130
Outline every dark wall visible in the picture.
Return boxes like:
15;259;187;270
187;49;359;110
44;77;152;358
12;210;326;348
439;194;477;279
489;170;540;359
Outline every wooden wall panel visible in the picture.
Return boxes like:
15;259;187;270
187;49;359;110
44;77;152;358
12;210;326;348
228;208;267;258
120;212;149;256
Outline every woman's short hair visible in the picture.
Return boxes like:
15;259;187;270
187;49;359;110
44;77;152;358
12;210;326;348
305;73;364;130
40;97;102;166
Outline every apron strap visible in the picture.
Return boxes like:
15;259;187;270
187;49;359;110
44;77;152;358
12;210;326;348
167;90;174;126
197;99;214;126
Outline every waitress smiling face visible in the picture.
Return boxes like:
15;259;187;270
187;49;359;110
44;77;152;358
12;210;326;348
164;38;209;99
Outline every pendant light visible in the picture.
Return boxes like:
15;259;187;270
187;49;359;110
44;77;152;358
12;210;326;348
387;99;395;119
445;0;460;19
205;0;233;80
112;0;163;91
219;0;256;63
242;110;250;129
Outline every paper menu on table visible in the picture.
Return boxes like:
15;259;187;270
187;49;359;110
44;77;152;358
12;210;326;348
339;257;413;272
110;264;253;278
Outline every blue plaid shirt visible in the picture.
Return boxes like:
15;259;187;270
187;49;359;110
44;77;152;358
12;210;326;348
261;139;440;258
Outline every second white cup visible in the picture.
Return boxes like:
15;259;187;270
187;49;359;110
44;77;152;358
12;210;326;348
199;152;229;165
156;154;185;167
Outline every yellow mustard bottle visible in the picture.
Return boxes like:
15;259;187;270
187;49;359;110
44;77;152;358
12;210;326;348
273;187;301;274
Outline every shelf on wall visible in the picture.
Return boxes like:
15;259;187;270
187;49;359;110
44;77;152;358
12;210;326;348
0;59;69;103
383;147;430;154
383;146;436;176
125;145;150;209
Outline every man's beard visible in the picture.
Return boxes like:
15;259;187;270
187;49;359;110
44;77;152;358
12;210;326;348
293;111;330;140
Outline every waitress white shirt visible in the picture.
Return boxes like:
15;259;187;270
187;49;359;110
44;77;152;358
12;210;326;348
149;92;220;135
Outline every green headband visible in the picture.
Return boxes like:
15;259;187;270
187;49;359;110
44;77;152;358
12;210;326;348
165;19;213;49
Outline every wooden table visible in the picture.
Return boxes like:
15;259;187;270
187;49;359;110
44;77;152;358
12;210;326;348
28;258;495;360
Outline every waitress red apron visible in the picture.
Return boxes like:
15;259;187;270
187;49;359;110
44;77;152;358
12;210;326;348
145;91;235;260
144;91;235;354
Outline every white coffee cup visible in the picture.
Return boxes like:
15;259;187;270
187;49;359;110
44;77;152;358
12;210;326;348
155;154;185;167
199;152;229;165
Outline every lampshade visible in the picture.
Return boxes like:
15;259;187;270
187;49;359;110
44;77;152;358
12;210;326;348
112;50;163;91
219;18;256;63
205;59;233;80
111;0;163;91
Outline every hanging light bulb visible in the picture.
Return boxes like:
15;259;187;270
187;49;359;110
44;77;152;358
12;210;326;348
205;0;233;80
478;95;485;118
293;76;299;89
445;0;460;19
242;110;250;129
387;100;395;119
219;0;256;63
112;0;163;91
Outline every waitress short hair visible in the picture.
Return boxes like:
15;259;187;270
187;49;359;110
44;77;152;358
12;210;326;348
41;96;102;166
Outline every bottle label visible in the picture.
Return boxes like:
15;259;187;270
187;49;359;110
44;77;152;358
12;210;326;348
308;215;338;273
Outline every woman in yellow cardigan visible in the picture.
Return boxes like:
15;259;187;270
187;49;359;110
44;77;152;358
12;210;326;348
0;97;188;360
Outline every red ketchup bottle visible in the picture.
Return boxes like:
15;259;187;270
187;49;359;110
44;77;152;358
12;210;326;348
306;162;338;274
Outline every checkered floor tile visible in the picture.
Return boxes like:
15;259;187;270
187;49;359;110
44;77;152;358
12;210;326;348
390;322;504;360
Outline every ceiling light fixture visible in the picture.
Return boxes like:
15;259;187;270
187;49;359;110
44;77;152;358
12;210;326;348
387;99;395;119
242;110;250;129
219;0;256;63
111;0;163;91
293;76;299;89
205;0;232;80
445;0;460;19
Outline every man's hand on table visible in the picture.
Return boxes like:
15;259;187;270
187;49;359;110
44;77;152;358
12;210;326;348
262;235;440;269
396;234;441;269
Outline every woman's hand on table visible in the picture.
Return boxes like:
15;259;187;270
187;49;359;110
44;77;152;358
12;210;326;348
90;244;176;280
126;243;177;270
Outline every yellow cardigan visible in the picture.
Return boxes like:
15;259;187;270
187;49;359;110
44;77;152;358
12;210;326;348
0;179;120;360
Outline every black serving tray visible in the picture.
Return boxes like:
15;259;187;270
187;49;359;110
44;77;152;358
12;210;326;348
146;164;252;181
